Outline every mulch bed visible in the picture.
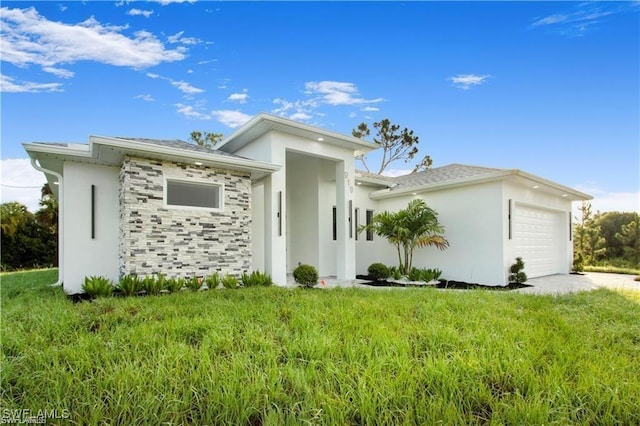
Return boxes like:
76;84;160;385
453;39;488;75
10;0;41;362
356;275;531;291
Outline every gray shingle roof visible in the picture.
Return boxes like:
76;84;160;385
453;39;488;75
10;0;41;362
356;164;505;189
114;137;243;158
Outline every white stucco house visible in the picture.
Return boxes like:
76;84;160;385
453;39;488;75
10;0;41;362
24;113;591;294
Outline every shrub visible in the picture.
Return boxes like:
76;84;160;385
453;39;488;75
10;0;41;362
509;257;528;284
573;253;584;273
388;266;403;280
82;276;114;297
293;264;318;288
408;267;422;281
221;274;238;289
164;278;182;293
186;276;203;292
142;276;162;295
118;275;141;296
206;273;220;289
367;263;390;280
242;270;272;287
420;268;442;282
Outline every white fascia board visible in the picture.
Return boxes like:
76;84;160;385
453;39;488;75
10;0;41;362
218;112;379;153
354;174;394;187
23;142;92;159
369;169;593;201
91;136;281;174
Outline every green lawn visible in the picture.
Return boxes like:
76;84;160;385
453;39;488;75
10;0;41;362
1;269;639;425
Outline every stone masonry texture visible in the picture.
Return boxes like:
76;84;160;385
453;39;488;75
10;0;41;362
119;156;252;278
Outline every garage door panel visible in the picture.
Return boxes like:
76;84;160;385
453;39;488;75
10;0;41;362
514;205;563;278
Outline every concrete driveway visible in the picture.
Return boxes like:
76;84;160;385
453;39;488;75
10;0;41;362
515;272;640;295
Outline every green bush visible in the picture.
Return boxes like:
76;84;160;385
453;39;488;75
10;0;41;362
420;268;442;282
293;264;318;288
368;263;390;280
205;273;220;289
82;276;114;297
117;275;141;296
142;276;162;295
388;266;403;280
509;257;528;284
241;270;272;287
221;274;238;289
186;276;203;292
573;253;584;273
408;267;422;281
164;277;182;293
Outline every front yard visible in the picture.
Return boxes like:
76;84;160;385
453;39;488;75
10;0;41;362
1;269;639;424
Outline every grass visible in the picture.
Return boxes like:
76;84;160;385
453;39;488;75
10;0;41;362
583;264;640;276
2;270;640;424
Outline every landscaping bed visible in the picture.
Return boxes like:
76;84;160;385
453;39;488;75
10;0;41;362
356;275;531;290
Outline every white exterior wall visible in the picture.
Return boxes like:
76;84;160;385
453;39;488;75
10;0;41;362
251;181;265;272
372;182;506;285
63;162;120;293
354;183;385;274
502;181;572;279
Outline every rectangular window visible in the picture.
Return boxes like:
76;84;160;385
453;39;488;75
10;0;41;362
354;208;360;241
165;179;222;210
332;206;337;241
366;209;374;241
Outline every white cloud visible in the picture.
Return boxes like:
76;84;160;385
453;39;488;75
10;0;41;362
348;112;357;118
0;74;62;93
362;106;379;112
175;103;210;120
529;2;634;36
127;8;154;18
305;81;384;106
227;90;248;104
574;183;640;213
171;80;204;94
150;0;197;5
381;168;412;178
42;66;74;78
211;110;251;128
135;94;154;101
272;97;316;122
289;112;312;121
0;6;186;73
448;74;491;90
0;158;47;212
146;72;160;79
167;31;201;45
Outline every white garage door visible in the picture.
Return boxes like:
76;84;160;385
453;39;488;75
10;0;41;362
514;205;564;278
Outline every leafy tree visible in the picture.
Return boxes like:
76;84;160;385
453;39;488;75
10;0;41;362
1;202;31;238
189;131;223;150
596;211;637;258
574;201;606;265
615;213;640;265
1;202;56;270
35;183;58;234
352;119;432;174
359;199;448;274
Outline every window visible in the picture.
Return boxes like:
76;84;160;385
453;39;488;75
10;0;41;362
165;179;222;210
332;206;337;241
354;208;360;241
366;209;374;241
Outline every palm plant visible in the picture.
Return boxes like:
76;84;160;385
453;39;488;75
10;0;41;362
359;199;449;274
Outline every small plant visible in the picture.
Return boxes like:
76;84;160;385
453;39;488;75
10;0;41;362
82;276;114;297
388;266;403;280
118;275;141;296
293;264;318;288
408;267;422;281
509;257;528;284
420;268;442;283
142;276;162;295
367;263;390;281
241;270;272;287
573;253;584;273
186;276;203;292
221;274;239;289
164;277;182;293
206;273;220;289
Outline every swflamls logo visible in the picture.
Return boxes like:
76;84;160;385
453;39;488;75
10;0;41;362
1;409;71;424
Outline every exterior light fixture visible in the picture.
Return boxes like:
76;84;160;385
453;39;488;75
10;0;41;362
194;161;203;166
317;137;324;141
562;194;568;197
533;185;540;189
53;181;60;185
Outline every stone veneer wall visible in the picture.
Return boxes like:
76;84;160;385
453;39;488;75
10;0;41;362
119;156;252;278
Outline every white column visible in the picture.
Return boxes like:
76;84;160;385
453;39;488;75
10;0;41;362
335;160;356;279
264;169;287;286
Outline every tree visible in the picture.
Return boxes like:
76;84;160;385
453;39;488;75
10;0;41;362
352;119;432;175
1;202;56;270
1;202;31;238
189;131;223;150
35;183;58;234
596;211;638;259
359;199;449;274
574;202;606;265
615;213;640;265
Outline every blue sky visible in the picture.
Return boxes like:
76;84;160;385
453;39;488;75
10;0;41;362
1;1;638;213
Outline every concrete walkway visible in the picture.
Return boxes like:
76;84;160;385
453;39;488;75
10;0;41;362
287;272;640;295
514;272;640;295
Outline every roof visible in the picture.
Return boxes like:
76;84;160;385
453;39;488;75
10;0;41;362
112;137;242;158
360;163;592;202
217;112;379;155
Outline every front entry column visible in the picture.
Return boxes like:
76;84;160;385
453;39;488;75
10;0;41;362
335;160;356;280
264;171;287;286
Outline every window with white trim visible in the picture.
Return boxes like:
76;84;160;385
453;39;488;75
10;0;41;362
165;179;223;210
